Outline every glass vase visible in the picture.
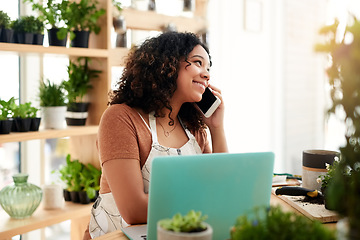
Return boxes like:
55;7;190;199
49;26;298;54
0;173;43;219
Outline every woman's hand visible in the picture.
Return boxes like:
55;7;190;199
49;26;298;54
203;84;228;153
203;84;225;129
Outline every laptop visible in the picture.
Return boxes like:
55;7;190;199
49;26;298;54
121;152;274;240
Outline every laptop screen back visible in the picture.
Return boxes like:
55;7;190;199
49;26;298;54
147;152;275;240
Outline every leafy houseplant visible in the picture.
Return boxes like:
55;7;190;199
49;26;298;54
58;154;101;204
315;16;360;239
157;210;213;240
0;10;14;43
0;97;16;134
39;79;67;129
63;57;101;125
24;0;69;46
230;206;336;240
65;0;106;48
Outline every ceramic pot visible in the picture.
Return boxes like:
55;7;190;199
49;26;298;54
41;106;66;129
66;102;90;126
157;222;213;240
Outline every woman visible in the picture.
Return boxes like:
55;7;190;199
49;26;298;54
85;31;228;239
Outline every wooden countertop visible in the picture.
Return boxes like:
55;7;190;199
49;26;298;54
94;194;337;239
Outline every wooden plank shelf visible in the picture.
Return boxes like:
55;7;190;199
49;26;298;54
0;202;92;239
0;43;108;58
0;126;99;144
122;8;207;33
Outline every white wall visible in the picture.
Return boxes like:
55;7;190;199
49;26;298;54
208;0;329;174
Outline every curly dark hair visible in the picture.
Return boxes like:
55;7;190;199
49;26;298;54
109;31;211;132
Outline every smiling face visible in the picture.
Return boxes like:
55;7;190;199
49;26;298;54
174;45;211;104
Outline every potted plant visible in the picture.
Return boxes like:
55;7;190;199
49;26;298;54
79;162;101;204
0;97;16;134
315;16;360;239
157;210;213;240
0;10;14;43
23;0;69;46
11;102;33;132
230;206;336;240
63;57;101;126
32;16;45;45
58;154;83;203
58;154;100;204
28;104;41;131
39;79;67;129
65;0;106;48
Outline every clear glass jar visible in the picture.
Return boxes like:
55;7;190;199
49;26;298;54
0;173;43;219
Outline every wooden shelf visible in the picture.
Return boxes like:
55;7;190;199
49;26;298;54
0;43;108;58
122;8;207;33
0;126;99;144
0;202;92;239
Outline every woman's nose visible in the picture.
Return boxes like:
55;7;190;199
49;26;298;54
201;70;210;81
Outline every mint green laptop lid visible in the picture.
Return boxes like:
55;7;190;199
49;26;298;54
147;152;275;240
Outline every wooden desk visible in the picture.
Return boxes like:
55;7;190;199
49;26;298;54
94;194;337;239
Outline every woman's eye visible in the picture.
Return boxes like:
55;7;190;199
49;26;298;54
194;60;202;66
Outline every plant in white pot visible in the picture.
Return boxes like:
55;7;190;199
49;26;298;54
39;79;67;129
63;57;101;126
157;210;213;240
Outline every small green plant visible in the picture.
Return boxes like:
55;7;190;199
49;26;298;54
112;0;122;15
316;157;341;191
11;18;25;33
0;97;17;120
28;105;40;118
65;0;106;40
12;102;31;119
80;162;101;199
58;154;83;192
0;10;11;29
63;57;101;104
23;0;69;40
39;79;67;107
159;210;208;233
230;206;336;240
57;154;101;199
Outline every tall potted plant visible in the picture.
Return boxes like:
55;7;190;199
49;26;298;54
65;0;106;48
63;57;101;126
315;16;360;239
39;79;67;129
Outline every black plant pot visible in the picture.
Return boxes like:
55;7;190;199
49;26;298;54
63;189;71;201
71;30;90;48
33;33;44;45
66;102;90;126
29;117;41;131
0;119;13;134
48;28;67;47
79;191;91;204
12;117;31;132
70;191;80;203
0;28;14;43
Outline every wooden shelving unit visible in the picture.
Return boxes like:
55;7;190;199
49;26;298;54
0;1;208;239
0;126;99;144
0;203;92;240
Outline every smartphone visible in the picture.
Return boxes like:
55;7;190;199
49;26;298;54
195;87;221;118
